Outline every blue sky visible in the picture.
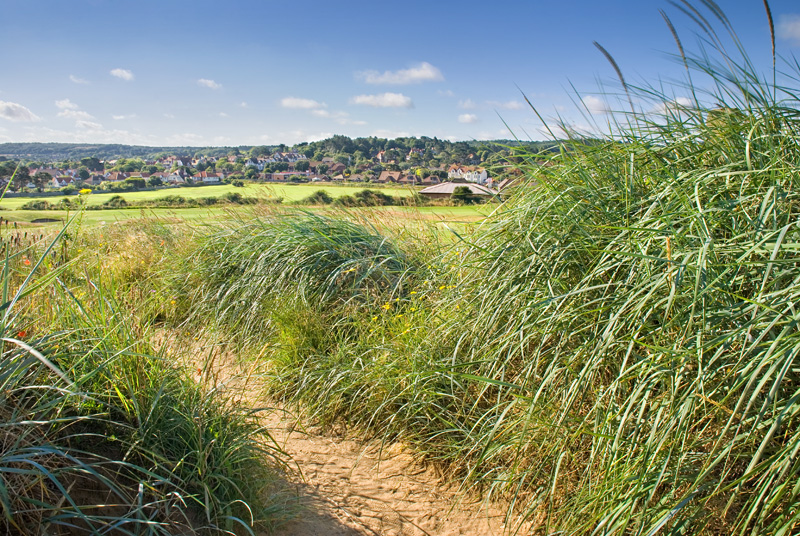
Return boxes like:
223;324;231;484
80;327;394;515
1;0;798;147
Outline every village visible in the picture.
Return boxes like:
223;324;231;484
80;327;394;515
5;146;505;199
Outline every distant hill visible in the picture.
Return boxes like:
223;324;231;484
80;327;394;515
0;143;244;161
0;138;561;164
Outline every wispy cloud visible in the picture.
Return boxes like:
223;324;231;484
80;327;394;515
76;120;103;130
281;97;326;109
55;99;79;110
438;89;455;97
110;68;134;81
0;101;40;122
350;93;413;108
650;97;693;115
55;99;101;126
487;100;523;110
69;74;89;84
219;112;229;118
59;109;94;120
458;99;475;109
112;114;136;120
357;62;443;85
581;95;608;115
240;102;248;108
458;113;478;124
312;109;366;125
777;14;800;44
197;78;222;90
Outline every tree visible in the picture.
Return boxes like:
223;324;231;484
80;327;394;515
80;156;103;172
77;166;91;180
294;160;310;172
317;164;329;175
124;177;146;190
32;171;53;191
147;176;163;187
11;165;31;191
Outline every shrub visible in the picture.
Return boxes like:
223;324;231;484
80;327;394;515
20;199;51;210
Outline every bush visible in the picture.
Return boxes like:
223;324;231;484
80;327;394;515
20;199;51;210
300;189;334;205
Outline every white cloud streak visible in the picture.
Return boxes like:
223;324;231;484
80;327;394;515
458;99;476;109
110;68;134;81
777;14;800;44
582;95;608;115
55;99;78;110
487;100;523;110
69;75;89;84
350;93;413;108
358;62;443;85
0;101;40;122
197;78;222;90
281;97;326;109
458;113;478;124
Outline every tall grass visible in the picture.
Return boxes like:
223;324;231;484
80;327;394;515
0;206;290;533
425;3;800;532
170;3;800;534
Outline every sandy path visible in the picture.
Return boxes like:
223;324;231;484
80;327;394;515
162;336;526;535
264;407;516;536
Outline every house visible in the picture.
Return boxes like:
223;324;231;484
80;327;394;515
377;171;403;183
192;171;223;183
165;171;186;184
448;165;489;184
105;172;128;182
419;182;498;199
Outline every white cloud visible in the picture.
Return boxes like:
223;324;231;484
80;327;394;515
371;129;412;139
487;100;523;110
164;113;175;119
219;112;229;118
312;109;366;125
458;99;476;109
0;101;40;122
650;97;693;115
582;95;609;115
350;93;413;108
458;113;478;124
197;78;222;90
438;89;455;97
112;114;136;120
281;97;326;109
110;68;134;81
69;75;89;84
59;109;94;120
76;120;103;130
777;14;800;44
55;99;79;110
358;62;444;85
56;99;95;121
240;102;248;108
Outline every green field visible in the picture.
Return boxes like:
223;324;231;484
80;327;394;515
0;182;494;227
0;182;418;211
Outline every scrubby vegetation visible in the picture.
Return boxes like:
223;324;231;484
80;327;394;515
0;216;290;534
5;3;800;534
20;191;268;211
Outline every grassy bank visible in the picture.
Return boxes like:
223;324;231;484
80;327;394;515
0;218;291;534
